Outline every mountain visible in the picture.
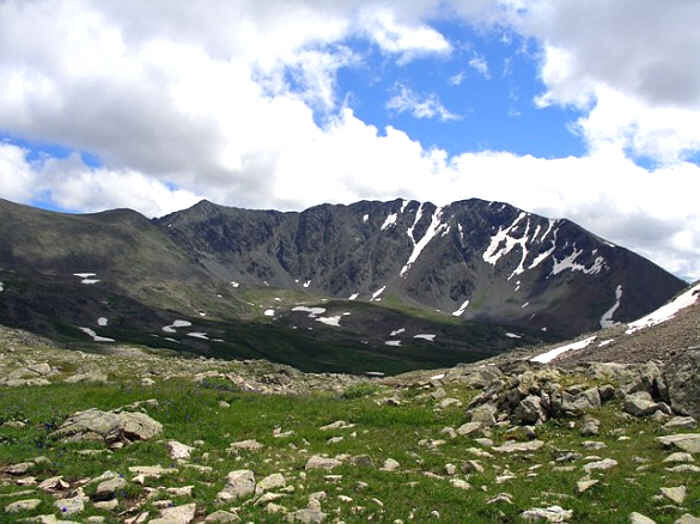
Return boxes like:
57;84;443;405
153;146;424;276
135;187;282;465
0;197;686;374
157;197;684;335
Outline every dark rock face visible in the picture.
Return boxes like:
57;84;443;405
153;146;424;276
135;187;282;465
664;349;700;418
158;198;685;337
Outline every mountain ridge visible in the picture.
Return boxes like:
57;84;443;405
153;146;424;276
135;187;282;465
0;196;686;374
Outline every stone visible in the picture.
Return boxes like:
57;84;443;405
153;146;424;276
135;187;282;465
217;470;255;502
382;458;400;471
167;440;194;460
521;505;573;522
580;417;600;437
450;479;471;490
287;508;327;523
577;478;598;493
93;499;119;511
664;348;699;418
255;492;286;506
38;476;70;492
492;440;544;453
64;371;108;384
256;473;286;495
660;486;686;504
582;441;607;450
513;395;546;425
657;433;700;454
456;422;481;436
666;464;700;473
583;458;618;473
54;493;86;515
487;493;513;505
4;462;34;475
50;408;162;444
598;384;616;402
462;460;484;474
674;515;700;524
470;403;497;426
228;439;263;452
663;452;694;463
128;465;177;484
629;513;656;524
152;502;196;524
623;392;664;417
439;398;462;408
572;388;601;411
305;455;341;471
94;476;126;500
5;498;41;513
352;455;375;468
663;417;697;432
205;510;240;522
319;420;354;431
167;486;193;497
266;503;288;514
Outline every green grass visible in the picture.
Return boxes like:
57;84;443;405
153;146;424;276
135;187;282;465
1;373;697;523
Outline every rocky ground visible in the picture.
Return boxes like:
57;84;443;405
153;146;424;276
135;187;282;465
0;312;698;523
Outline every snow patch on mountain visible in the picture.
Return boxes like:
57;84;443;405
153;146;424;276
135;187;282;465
0;282;4;292
73;272;101;285
531;335;597;363
187;332;209;340
231;281;240;288
600;284;623;328
371;286;386;301
78;327;115;343
162;319;192;333
317;315;343;327
385;340;401;347
381;213;398;231
505;332;522;339
264;309;275;317
348;293;359;301
551;247;606;276
292;306;327;317
482;212;527;267
452;299;470;317
401;206;448;277
414;334;436;342
390;328;405;336
97;317;108;327
626;282;700;334
362;214;369;223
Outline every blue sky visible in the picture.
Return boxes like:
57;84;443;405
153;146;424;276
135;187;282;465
0;1;698;280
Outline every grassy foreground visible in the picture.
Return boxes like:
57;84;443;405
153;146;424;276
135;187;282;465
1;372;698;523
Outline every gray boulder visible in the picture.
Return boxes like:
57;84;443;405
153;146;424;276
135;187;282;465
664;349;700;418
470;403;498;426
513;395;546;425
623;392;669;417
50;408;162;444
217;470;255;502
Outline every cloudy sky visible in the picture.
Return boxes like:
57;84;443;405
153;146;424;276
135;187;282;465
0;1;699;281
